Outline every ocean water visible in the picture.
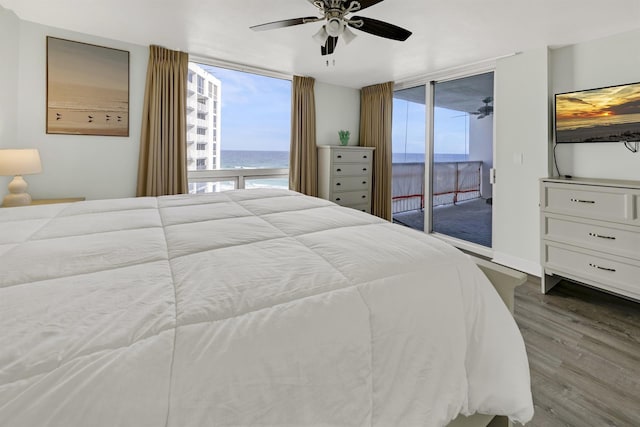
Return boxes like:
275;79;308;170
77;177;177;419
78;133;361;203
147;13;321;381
221;150;289;169
214;150;468;192
220;150;467;169
394;153;469;163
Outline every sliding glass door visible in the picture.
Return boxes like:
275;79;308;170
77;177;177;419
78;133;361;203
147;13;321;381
392;85;426;231
391;73;495;251
432;72;494;247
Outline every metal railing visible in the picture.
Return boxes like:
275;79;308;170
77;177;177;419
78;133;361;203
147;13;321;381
392;161;482;214
188;167;289;192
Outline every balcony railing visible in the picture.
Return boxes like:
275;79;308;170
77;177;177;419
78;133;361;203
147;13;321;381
187;81;196;95
392;161;482;214
188;168;289;192
197;102;209;114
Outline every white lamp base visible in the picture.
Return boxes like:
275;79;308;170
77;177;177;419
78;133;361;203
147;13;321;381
3;175;32;207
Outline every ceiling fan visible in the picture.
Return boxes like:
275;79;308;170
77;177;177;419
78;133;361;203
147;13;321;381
250;0;412;56
471;97;494;119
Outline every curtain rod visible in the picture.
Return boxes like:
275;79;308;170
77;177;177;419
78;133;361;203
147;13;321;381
395;52;520;90
188;54;292;81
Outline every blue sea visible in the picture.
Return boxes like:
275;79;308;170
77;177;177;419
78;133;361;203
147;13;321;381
220;150;467;169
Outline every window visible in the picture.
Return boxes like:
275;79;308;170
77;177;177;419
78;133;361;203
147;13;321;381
186;62;291;194
188;71;194;83
196;158;207;170
197;75;204;95
197;143;207;151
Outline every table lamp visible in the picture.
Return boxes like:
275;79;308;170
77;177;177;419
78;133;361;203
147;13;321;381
0;149;43;207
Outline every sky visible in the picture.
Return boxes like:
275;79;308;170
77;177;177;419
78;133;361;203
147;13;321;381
198;64;291;152
556;83;640;120
392;98;470;155
196;62;472;155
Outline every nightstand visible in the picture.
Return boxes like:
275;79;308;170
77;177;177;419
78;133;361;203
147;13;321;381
30;197;85;205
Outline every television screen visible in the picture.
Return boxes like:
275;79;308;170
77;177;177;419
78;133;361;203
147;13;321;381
555;81;640;143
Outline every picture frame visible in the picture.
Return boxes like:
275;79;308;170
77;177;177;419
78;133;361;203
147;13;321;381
46;36;130;137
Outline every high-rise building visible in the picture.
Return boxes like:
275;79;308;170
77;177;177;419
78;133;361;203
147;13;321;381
187;63;221;192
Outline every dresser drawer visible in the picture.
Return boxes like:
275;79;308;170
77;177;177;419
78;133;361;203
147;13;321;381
331;190;370;206
333;163;371;176
332;149;372;163
350;203;371;214
544;184;631;222
333;176;370;192
544;243;640;300
544;215;640;261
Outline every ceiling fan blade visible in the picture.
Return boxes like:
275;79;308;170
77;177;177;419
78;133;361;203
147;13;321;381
352;0;385;11
250;17;318;31
321;36;339;56
349;16;412;41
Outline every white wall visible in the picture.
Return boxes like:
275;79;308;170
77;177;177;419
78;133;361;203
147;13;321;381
315;81;360;146
493;49;550;275
550;28;640;181
10;21;148;200
0;6;20;190
468;115;493;199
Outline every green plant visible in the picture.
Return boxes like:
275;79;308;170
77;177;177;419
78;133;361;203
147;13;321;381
338;130;350;145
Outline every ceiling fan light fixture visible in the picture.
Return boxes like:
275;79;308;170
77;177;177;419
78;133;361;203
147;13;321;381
342;26;357;44
312;26;329;45
325;18;344;37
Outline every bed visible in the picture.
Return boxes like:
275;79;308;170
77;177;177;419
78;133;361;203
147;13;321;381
0;188;533;427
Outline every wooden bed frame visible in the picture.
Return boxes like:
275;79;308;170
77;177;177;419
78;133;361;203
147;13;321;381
446;256;528;427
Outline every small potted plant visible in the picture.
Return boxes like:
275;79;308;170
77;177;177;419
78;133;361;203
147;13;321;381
338;130;350;146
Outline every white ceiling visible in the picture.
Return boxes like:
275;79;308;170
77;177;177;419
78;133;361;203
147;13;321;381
2;0;640;88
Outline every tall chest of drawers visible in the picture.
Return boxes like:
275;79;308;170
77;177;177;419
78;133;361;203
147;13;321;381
318;145;375;213
540;177;640;301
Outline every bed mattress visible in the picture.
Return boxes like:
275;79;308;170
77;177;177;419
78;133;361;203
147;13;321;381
0;189;533;426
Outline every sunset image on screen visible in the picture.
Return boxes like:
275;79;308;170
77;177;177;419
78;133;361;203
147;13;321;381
555;82;640;143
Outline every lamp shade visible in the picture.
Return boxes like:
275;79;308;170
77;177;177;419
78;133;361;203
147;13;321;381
0;149;42;176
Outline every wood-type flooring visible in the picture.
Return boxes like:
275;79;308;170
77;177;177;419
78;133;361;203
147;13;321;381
514;279;640;426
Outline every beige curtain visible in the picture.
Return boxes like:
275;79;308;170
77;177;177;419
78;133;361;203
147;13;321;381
289;76;317;197
136;45;189;197
360;81;394;220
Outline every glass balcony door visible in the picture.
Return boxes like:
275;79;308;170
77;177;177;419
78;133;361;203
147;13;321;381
431;72;494;248
392;85;427;231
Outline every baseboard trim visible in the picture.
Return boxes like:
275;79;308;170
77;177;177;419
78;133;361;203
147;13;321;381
491;252;542;277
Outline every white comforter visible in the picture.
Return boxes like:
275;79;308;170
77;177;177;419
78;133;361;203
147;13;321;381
0;189;533;427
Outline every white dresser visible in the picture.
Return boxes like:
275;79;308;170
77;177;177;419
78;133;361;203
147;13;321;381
540;177;640;301
318;145;375;213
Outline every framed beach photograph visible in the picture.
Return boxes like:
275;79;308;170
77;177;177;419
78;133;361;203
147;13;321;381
46;37;129;136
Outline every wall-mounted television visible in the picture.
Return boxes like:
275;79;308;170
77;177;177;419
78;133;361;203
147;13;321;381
555;81;640;143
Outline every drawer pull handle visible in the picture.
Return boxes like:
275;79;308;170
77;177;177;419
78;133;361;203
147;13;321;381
570;198;595;204
589;263;616;272
588;232;616;240
336;168;342;172
361;195;366;199
337;155;342;159
336;183;341;186
336;198;341;201
362;181;367;185
363;168;367;172
363;155;368;159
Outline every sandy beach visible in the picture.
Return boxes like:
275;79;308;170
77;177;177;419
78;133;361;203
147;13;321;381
557;121;640;143
47;108;129;136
